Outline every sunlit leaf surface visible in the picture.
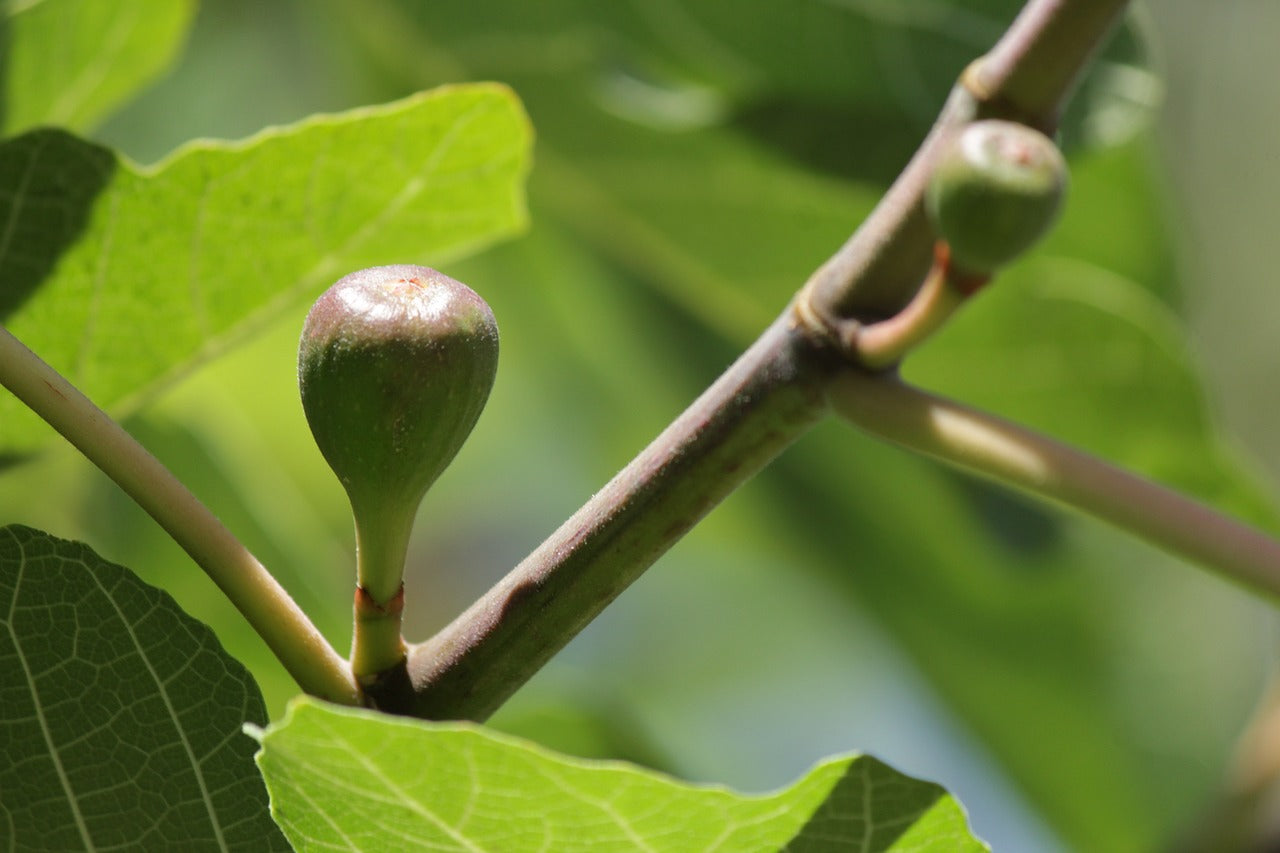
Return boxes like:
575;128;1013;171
0;84;530;453
253;697;988;852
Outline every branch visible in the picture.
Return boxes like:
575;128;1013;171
828;369;1280;599
797;0;1130;325
0;326;362;705
391;313;836;718
973;0;1135;121
378;0;1138;719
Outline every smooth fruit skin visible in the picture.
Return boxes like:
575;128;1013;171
926;120;1068;276
299;265;498;603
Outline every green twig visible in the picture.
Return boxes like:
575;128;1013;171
0;325;362;705
829;369;1280;599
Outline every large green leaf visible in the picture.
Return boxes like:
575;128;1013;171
0;524;286;851
1;0;197;135
252;696;987;852
0;83;530;453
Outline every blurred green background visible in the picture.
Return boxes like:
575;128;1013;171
3;1;1279;851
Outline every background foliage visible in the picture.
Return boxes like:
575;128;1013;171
2;1;1277;850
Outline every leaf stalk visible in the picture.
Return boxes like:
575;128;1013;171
0;325;361;705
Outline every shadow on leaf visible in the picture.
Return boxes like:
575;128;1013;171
0;130;116;322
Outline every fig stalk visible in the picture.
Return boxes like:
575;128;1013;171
851;120;1068;370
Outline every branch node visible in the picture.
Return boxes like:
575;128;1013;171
960;57;1059;133
791;290;865;359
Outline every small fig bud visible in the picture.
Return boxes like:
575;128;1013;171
299;265;498;604
925;119;1067;276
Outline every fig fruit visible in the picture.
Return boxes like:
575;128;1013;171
925;119;1067;276
299;265;498;604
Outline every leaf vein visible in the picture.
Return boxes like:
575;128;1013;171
318;720;489;852
0;529;97;851
80;562;230;853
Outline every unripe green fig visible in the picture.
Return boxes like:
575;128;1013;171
299;265;498;605
925;119;1067;276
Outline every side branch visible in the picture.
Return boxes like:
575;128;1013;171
829;370;1280;599
395;312;838;719
0;326;362;705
